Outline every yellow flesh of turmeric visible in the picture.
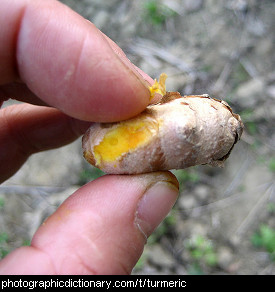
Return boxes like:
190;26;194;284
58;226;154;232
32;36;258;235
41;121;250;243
149;73;167;100
92;74;167;166
93;119;157;166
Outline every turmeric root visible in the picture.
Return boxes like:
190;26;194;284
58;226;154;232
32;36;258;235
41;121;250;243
82;75;243;174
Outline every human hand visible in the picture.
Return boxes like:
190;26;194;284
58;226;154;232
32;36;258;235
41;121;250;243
0;0;179;274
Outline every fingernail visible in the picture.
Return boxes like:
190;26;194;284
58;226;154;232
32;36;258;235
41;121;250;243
135;173;179;239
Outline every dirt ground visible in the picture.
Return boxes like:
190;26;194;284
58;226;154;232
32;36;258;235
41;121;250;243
0;0;274;275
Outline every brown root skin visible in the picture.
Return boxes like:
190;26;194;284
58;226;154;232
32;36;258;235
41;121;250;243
82;92;244;174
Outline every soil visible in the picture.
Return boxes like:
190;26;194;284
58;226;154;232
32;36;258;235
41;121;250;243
0;0;274;275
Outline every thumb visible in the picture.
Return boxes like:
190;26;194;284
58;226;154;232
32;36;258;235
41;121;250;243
0;172;178;275
1;0;150;122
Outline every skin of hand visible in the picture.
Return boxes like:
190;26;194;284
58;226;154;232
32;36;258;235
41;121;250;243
0;0;179;274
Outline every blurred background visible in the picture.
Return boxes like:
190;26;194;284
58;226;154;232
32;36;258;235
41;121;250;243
0;0;274;274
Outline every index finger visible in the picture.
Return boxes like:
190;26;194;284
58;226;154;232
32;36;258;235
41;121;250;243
0;0;151;122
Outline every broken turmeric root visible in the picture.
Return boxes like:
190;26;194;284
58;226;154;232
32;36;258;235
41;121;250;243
82;75;243;174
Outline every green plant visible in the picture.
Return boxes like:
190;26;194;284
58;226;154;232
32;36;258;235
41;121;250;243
269;157;275;173
144;0;176;26
147;211;176;244
133;253;146;272
251;224;275;261
231;62;250;90
187;262;204;275
267;203;275;214
246;121;258;135
239;109;254;122
0;197;5;209
0;232;9;258
238;109;258;135
185;235;218;274
173;169;200;190
78;166;104;185
22;239;31;246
